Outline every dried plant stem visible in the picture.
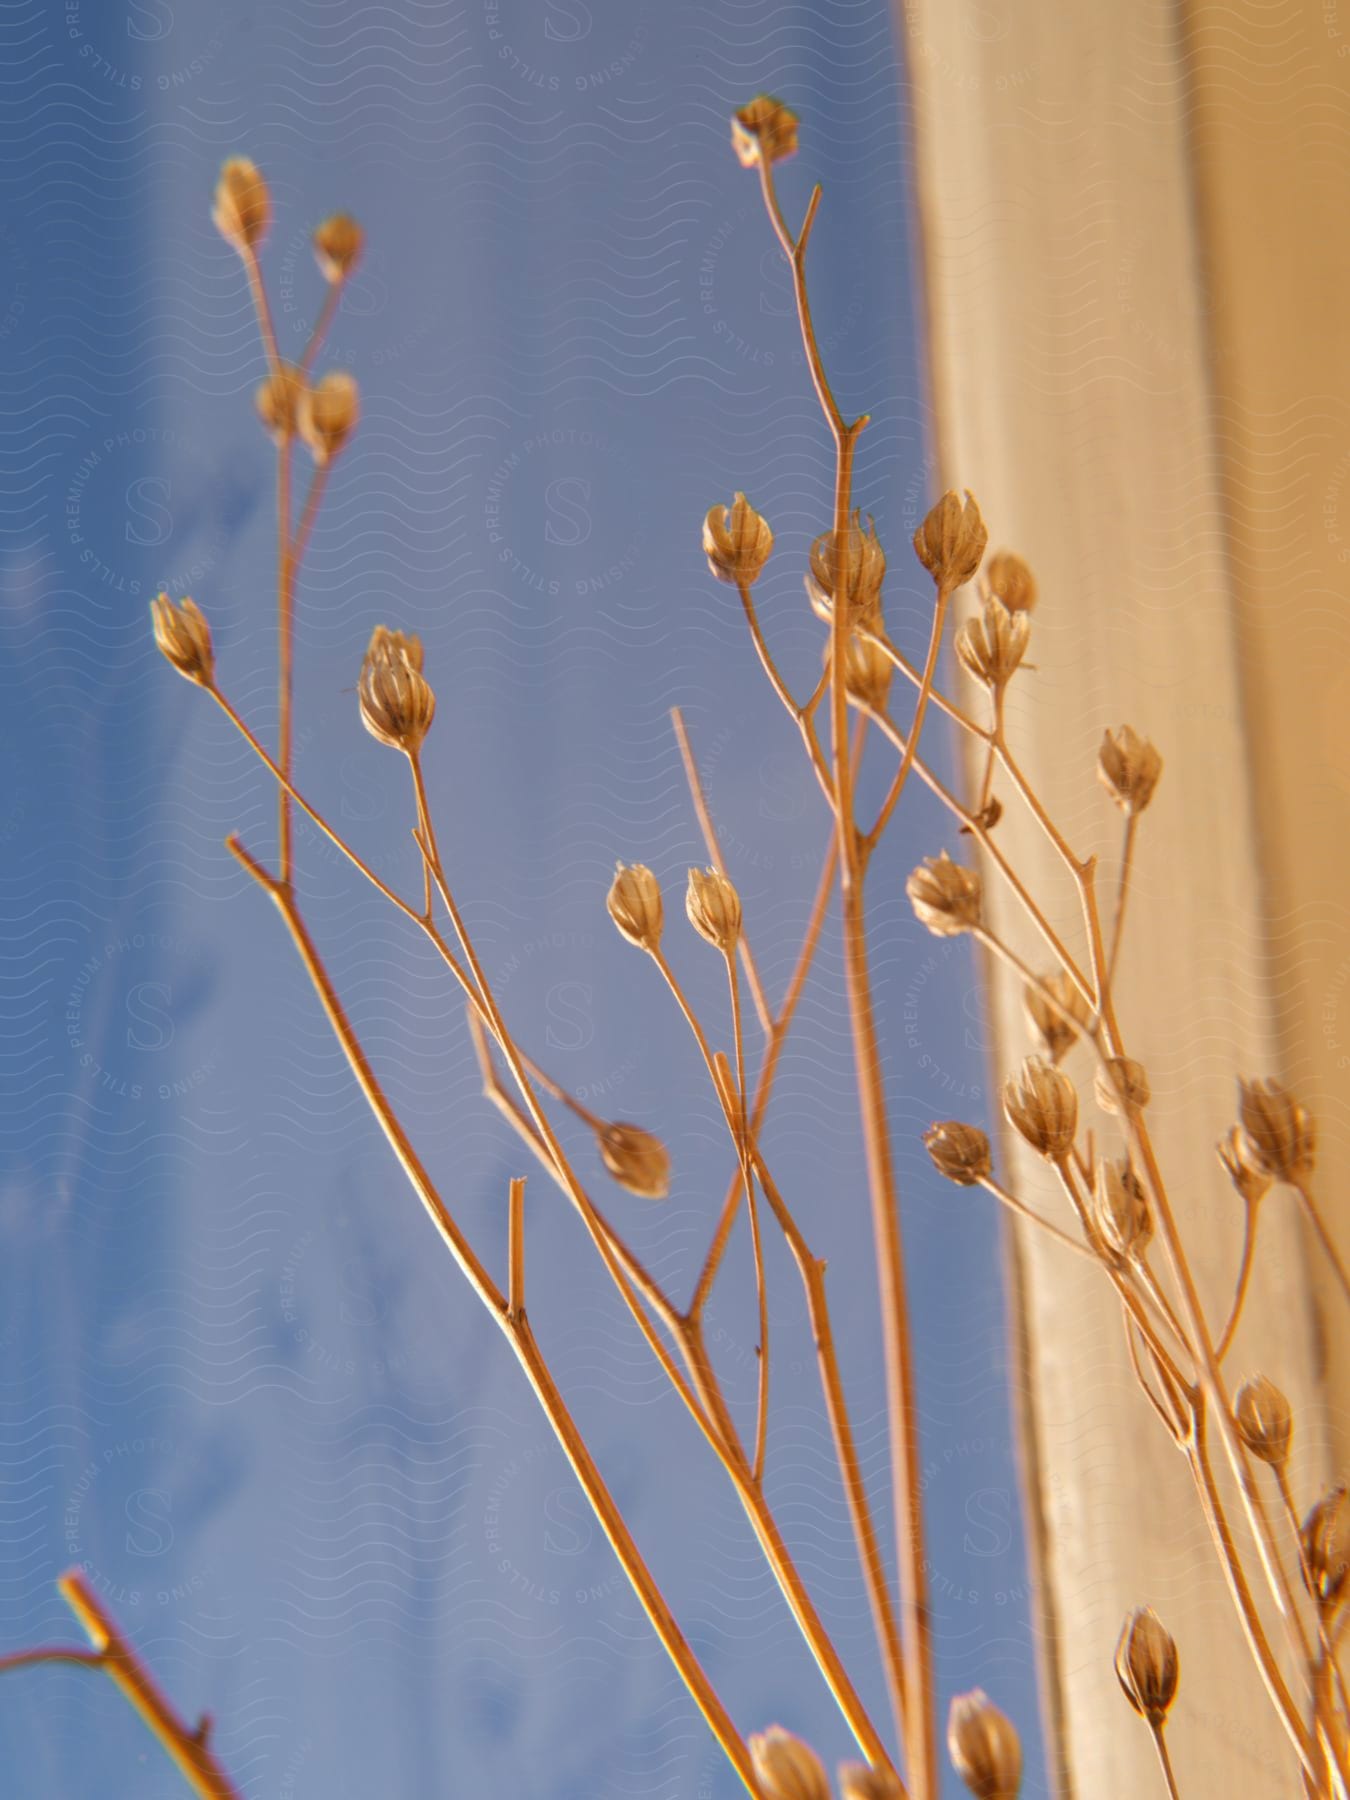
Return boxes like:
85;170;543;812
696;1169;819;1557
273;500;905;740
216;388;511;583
862;579;953;857
1151;1723;1182;1800
1274;1468;1350;1733
1216;1200;1260;1361
1294;1181;1350;1309
727;955;770;1481
0;1572;242;1799
239;244;280;375
276;434;295;886
975;1173;1097;1262
754;153;934;1800
224;834;762;1794
301;282;342;374
1107;813;1138;984
507;1176;526;1321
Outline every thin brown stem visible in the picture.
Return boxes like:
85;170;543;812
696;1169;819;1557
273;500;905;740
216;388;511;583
975;1173;1096;1262
239;244;280;376
728;955;769;1482
1295;1180;1350;1309
1107;813;1138;984
862;581;951;857
1216;1200;1260;1361
277;435;295;886
1151;1724;1182;1800
301;281;343;374
507;1176;526;1321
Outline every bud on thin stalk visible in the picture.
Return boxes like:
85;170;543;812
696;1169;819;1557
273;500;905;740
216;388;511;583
607;862;663;953
150;594;215;687
731;96;800;168
747;1726;830;1800
703;492;773;586
913;489;987;591
685;866;742;954
907;850;981;938
298;370;360;465
947;1689;1022;1799
597;1122;671;1201
1115;1606;1179;1726
1234;1374;1292;1470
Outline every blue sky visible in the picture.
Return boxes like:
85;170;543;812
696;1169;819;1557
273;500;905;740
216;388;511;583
0;3;1047;1795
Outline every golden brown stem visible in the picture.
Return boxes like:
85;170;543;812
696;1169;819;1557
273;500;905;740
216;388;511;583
301;281;343;374
728;955;770;1483
862;580;952;857
54;1571;240;1800
507;1176;526;1321
239;244;280;376
1151;1724;1182;1800
277;435;295;886
1294;1181;1350;1310
975;1173;1096;1263
1106;812;1138;984
1216;1199;1260;1361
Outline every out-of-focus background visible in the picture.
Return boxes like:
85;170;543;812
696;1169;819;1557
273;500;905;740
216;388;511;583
0;4;1045;1796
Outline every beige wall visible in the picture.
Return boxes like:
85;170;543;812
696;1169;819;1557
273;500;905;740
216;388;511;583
901;1;1348;1792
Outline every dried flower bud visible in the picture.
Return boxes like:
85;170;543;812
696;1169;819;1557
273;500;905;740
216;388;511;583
956;599;1029;691
947;1690;1022;1799
1003;1057;1078;1161
907;851;981;937
913;489;987;591
298;370;360;464
1093;1158;1152;1259
1301;1485;1350;1611
150;594;215;687
837;1766;906;1800
747;1727;830;1800
805;513;886;626
1234;1375;1293;1469
607;862;663;952
1216;1125;1271;1207
254;363;305;443
703;492;773;586
313;213;363;283
984;549;1037;614
598;1122;671;1201
731;97;800;169
841;632;893;712
1097;725;1163;816
1115;1608;1179;1725
212;156;270;251
685;866;742;954
358;625;435;753
925;1121;992;1187
1238;1077;1315;1186
1023;972;1089;1061
1094;1056;1151;1116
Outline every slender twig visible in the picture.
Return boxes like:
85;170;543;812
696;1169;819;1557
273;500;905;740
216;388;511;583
238;243;280;376
1216;1200;1260;1361
276;434;296;886
1151;1724;1182;1800
507;1176;526;1322
862;579;952;858
728;953;770;1482
1294;1180;1350;1309
975;1173;1096;1262
301;281;343;374
1106;813;1137;984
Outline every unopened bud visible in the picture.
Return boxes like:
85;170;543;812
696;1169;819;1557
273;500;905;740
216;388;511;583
313;213;363;283
1003;1057;1078;1161
984;549;1037;614
150;594;215;687
1238;1076;1315;1185
841;632;893;712
947;1690;1022;1799
1115;1607;1179;1725
1094;1056;1150;1116
956;599;1029;690
747;1727;829;1800
254;363;305;443
1023;972;1089;1061
358;625;435;753
597;1122;671;1200
1234;1375;1292;1469
1302;1486;1350;1611
298;370;360;464
607;862;663;952
212;156;270;251
685;866;741;954
907;851;981;937
837;1766;905;1800
703;492;773;586
1216;1125;1271;1207
731;97;800;169
1093;1159;1152;1259
805;513;886;626
925;1121;992;1187
1098;725;1162;816
913;489;987;591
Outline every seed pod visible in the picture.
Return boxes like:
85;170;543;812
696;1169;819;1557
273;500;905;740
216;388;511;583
1216;1125;1271;1207
838;1765;906;1800
313;213;364;283
1023;972;1090;1060
1234;1375;1292;1470
805;513;886;626
212;156;270;251
747;1727;830;1800
1098;725;1163;816
685;866;742;954
731;96;800;169
984;549;1037;614
956;599;1029;691
1115;1607;1179;1725
925;1121;992;1187
913;489;988;591
298;370;360;464
358;625;435;753
254;363;305;443
1237;1077;1315;1185
1094;1056;1151;1116
947;1690;1022;1799
1092;1158;1152;1259
906;851;981;938
841;632;893;712
1003;1057;1078;1161
607;862;663;952
597;1122;671;1201
703;492;773;586
1301;1485;1350;1611
149;594;215;687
